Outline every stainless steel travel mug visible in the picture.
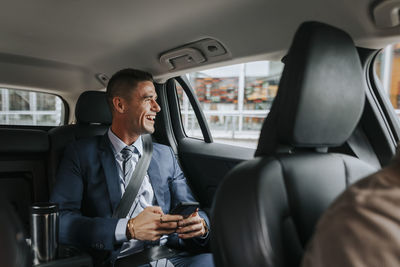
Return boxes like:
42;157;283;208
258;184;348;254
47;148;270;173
31;203;58;265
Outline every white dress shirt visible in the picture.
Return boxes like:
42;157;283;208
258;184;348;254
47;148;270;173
108;129;168;258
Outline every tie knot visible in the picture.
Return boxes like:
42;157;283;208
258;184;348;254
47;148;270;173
121;146;134;160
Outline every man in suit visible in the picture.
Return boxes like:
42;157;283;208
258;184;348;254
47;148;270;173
50;69;213;266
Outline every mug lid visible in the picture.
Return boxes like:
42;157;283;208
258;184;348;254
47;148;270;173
31;202;58;214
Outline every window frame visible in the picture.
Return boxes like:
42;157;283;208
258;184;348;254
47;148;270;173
357;48;399;166
173;76;213;143
370;50;400;142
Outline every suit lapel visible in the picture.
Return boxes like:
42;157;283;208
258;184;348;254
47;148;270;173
99;134;121;213
98;135;168;214
148;158;168;214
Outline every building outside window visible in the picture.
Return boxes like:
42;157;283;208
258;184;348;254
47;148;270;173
177;61;284;148
0;88;64;126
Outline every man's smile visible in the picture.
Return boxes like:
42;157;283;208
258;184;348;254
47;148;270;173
145;115;156;122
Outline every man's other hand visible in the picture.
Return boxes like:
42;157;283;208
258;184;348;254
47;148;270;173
176;209;208;239
126;206;183;241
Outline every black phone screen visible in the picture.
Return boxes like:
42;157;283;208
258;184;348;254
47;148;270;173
170;202;199;216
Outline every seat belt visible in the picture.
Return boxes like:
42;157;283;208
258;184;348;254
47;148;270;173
113;134;153;218
347;125;381;169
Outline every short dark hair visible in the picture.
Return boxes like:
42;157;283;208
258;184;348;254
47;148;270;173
106;68;153;112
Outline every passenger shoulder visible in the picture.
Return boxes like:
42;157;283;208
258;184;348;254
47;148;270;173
153;142;172;152
152;142;174;159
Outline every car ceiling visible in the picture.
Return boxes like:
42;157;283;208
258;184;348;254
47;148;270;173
0;0;398;101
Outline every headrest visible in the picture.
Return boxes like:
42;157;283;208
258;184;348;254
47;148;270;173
75;91;112;124
256;22;365;156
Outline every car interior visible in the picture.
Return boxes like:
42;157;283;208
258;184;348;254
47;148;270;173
211;21;379;267
1;0;400;266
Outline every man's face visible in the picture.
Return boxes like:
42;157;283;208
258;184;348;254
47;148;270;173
124;81;161;136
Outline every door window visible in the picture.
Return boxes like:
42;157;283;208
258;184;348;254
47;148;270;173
374;44;400;116
176;61;284;148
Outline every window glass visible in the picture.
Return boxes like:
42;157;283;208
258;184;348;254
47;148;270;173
9;90;30;110
0;88;65;126
375;44;400;115
244;61;281;111
177;61;284;148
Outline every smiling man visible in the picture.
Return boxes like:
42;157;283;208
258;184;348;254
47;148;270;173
50;69;213;267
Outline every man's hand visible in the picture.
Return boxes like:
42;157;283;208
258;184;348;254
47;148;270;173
126;206;183;241
176;209;208;239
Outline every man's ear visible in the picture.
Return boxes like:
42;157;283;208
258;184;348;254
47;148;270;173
112;97;125;114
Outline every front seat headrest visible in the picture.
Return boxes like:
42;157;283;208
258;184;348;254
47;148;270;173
75;91;112;124
256;21;365;156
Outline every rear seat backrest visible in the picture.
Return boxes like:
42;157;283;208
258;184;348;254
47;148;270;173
48;91;112;190
0;91;111;236
0;128;49;233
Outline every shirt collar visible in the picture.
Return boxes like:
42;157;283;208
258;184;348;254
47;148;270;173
107;128;143;157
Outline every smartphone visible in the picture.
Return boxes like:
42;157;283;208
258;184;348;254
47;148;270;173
170;202;199;216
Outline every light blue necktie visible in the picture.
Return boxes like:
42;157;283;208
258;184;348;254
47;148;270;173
120;146;134;183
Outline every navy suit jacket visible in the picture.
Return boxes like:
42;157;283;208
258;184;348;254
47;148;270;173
50;134;209;257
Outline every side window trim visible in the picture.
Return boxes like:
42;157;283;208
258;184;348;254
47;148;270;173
369;50;400;144
165;79;186;142
154;82;179;154
175;76;213;143
359;48;398;165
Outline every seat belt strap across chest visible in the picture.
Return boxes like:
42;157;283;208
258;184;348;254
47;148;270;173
112;134;153;218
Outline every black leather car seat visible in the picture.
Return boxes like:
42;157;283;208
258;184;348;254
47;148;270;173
0;199;31;267
0;128;49;233
211;22;377;267
48;91;111;190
